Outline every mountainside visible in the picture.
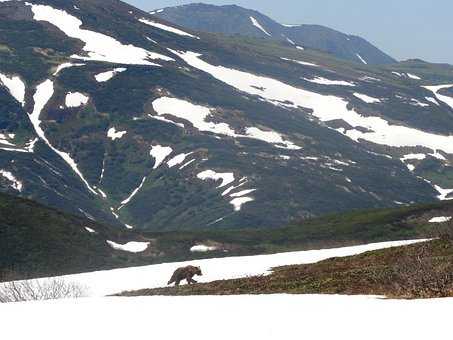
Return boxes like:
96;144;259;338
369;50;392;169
152;3;396;65
1;0;453;231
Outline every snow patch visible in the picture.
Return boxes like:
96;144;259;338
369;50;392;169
0;73;25;106
356;54;367;64
407;73;421;80
230;189;257;197
107;241;150;253
107;127;127;141
179;158;196;170
304;77;355;86
423;85;453;110
434;185;453;201
0;169;23;191
280;57;318;67
353;93;382;104
120;177;146;206
53;62;84;76
190;245;218;252
197;170;235;188
95;68;126;82
152;96;300;150
245;127;301;150
85;227;96;233
167;152;193;168
65;92;89;108
28;4;173;65
250;16;271;36
139;18;199;39
150;145;173;169
429;216;451;223
230;197;254;211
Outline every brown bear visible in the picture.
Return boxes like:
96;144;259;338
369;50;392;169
167;265;202;286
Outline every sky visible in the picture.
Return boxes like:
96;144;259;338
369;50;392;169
125;0;453;64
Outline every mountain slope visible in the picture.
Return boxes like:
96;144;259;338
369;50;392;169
121;238;453;299
152;3;396;65
1;0;453;231
2;188;453;281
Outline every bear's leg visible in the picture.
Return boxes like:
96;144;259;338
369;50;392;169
175;279;181;286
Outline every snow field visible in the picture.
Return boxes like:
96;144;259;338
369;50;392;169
0;294;451;340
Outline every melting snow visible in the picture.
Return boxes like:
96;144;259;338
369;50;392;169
139;18;199;39
407;73;421;80
167;152;193;168
353;93;382;104
0;169;23;191
197;170;235;188
28;80;98;195
107;127;127;141
173;50;453;156
429;216;451;223
409;98;430;107
286;37;295;45
230;197;254;211
245;127;301;150
423;85;453;110
425;97;439;106
230;189;257;197
356;54;368;64
179;158;196;170
401;153;426;161
65;92;89;108
434;185;453;201
28;4;173;65
250;16;271;36
52;62;84;76
0;73;25;106
222;178;248;196
95;68;126;82
280;57;318;67
190;245;218;252
120;177;146;206
106;240;150;253
0;133;15;146
152;96;300;149
304;77;355;86
150;145;173;169
152;97;236;136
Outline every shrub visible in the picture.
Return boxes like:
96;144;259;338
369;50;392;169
391;242;453;298
0;278;87;303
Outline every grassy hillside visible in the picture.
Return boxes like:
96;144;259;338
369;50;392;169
0;192;151;281
120;237;453;299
